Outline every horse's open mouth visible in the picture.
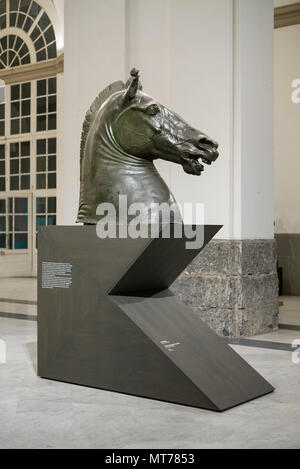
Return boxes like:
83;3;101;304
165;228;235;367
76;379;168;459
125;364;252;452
181;152;214;176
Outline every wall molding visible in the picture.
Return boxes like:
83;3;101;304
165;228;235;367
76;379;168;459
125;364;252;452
0;54;64;84
275;2;300;29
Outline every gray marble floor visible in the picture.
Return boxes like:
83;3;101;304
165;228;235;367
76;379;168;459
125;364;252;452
0;316;300;449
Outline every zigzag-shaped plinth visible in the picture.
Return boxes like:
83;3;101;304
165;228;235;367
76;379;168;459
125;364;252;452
38;225;274;411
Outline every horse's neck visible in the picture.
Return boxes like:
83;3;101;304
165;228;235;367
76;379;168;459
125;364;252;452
97;153;174;206
99;149;155;171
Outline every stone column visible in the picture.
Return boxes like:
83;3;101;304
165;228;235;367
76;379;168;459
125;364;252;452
171;240;278;337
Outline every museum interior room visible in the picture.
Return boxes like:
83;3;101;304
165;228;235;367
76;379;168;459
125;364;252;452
0;0;300;450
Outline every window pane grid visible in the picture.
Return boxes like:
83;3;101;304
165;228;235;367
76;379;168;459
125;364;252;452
10;141;31;191
0;197;28;249
0;85;5;137
36;77;57;132
0;143;5;192
0;1;57;70
10;82;31;135
0;57;58;255
36;196;56;247
0;198;6;248
36;137;56;189
0;34;30;68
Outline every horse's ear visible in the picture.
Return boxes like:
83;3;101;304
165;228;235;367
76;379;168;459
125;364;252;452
123;68;140;103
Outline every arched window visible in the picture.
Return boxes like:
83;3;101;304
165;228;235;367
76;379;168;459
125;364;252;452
0;0;62;277
0;0;57;69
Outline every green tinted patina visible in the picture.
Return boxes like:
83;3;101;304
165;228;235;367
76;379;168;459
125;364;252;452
77;69;219;224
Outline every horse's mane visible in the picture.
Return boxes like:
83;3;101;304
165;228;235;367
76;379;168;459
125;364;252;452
80;80;125;167
78;81;125;216
78;76;143;218
80;76;143;167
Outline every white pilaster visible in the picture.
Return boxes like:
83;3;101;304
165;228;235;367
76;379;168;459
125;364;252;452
232;0;274;239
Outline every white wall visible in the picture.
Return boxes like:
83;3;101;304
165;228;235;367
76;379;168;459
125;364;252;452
235;0;274;239
60;0;125;225
125;0;233;236
63;0;274;240
274;24;300;233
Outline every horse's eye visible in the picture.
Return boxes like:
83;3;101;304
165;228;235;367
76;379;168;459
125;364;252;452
145;104;160;115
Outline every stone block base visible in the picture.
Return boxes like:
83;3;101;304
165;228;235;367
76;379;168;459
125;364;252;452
171;240;279;338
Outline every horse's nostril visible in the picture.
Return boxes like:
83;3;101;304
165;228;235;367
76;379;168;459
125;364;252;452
199;137;213;147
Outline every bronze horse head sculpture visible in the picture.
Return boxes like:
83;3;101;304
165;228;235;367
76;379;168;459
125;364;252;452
77;69;219;224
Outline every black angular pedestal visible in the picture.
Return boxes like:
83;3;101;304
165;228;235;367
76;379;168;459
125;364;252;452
38;225;274;412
